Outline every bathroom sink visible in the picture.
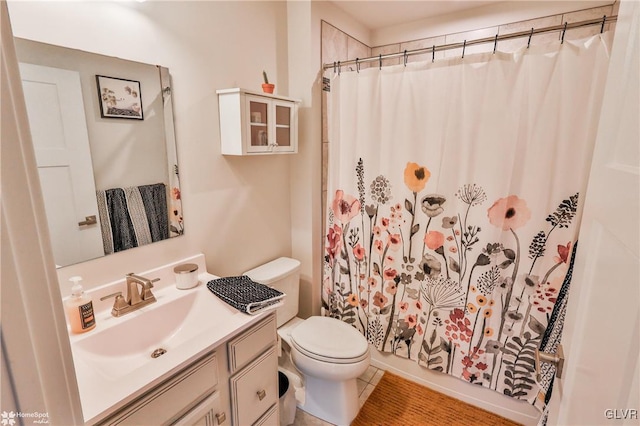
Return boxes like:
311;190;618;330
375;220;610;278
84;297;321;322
70;282;235;382
72;289;197;380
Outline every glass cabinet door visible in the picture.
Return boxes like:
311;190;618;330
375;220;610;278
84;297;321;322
274;102;292;148
248;99;269;148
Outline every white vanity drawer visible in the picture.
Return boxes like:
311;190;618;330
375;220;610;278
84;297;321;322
173;391;226;426
103;351;218;425
253;404;278;426
229;346;278;426
227;314;276;373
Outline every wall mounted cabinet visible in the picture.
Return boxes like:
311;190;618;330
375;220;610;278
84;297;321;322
217;88;299;155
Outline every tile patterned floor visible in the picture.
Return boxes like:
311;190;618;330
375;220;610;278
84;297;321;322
292;366;383;426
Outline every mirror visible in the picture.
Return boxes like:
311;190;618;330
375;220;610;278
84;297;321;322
15;38;184;267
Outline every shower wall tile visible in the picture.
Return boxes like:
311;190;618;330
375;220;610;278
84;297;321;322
322;92;328;144
612;1;620;16
443;26;499;58
322;21;348;65
611;1;620;33
348;36;371;69
498;15;563;52
322;189;327;231
371;44;401;66
563;5;614;40
322;142;328;192
401;36;446;64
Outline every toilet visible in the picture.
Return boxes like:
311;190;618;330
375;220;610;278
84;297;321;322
244;257;370;426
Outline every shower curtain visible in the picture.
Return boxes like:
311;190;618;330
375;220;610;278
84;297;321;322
323;35;610;407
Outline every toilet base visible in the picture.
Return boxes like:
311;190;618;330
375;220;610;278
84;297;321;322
298;375;360;426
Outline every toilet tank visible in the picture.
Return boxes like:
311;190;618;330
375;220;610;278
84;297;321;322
243;257;300;327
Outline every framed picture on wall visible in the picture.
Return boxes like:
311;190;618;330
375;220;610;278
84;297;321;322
96;75;143;120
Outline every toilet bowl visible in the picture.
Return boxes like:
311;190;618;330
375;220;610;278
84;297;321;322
288;316;370;425
244;258;371;426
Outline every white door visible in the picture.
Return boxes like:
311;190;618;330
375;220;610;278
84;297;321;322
19;63;104;267
548;2;639;425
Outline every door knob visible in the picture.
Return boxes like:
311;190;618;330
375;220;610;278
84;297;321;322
535;344;565;382
78;215;97;226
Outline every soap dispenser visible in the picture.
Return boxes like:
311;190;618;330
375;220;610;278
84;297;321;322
65;276;96;333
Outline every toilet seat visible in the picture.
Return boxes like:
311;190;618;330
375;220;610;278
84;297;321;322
290;316;369;364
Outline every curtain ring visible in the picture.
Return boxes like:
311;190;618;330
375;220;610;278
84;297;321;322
432;45;435;63
493;34;498;54
338;61;341;75
333;61;336;74
462;40;466;59
356;58;360;73
561;22;568;44
403;50;408;67
600;15;607;33
527;28;534;48
379;54;382;70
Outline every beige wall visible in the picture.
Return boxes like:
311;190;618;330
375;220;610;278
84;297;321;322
371;1;615;46
370;3;618;62
8;1;294;295
287;0;372;317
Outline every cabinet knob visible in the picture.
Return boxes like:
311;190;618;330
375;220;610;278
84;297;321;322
257;389;266;401
215;411;226;424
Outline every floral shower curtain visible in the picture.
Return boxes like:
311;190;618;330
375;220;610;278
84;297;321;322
323;35;610;406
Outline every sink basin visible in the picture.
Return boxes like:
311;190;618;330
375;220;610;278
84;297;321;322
73;289;203;380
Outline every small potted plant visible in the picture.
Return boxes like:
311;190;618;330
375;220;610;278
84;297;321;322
262;70;275;94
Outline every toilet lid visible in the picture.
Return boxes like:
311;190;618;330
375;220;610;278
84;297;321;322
290;316;369;362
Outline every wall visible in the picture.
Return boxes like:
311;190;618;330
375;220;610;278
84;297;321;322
370;2;618;62
15;38;168;190
8;1;294;296
1;2;82;421
371;1;615;47
285;0;371;318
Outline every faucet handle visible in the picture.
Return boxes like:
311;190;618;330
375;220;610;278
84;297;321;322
100;291;124;302
141;278;159;301
146;278;160;288
100;292;129;316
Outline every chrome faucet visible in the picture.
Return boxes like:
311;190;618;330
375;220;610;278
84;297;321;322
100;273;159;317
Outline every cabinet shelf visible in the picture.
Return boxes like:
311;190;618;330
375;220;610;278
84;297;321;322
217;88;300;155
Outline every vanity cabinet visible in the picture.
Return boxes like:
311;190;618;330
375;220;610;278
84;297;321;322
93;314;279;426
217;88;299;155
97;351;225;426
228;314;279;426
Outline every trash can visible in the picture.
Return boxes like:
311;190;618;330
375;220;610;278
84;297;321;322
278;369;296;425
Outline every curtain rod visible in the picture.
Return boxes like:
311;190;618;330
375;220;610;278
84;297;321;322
322;15;617;70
